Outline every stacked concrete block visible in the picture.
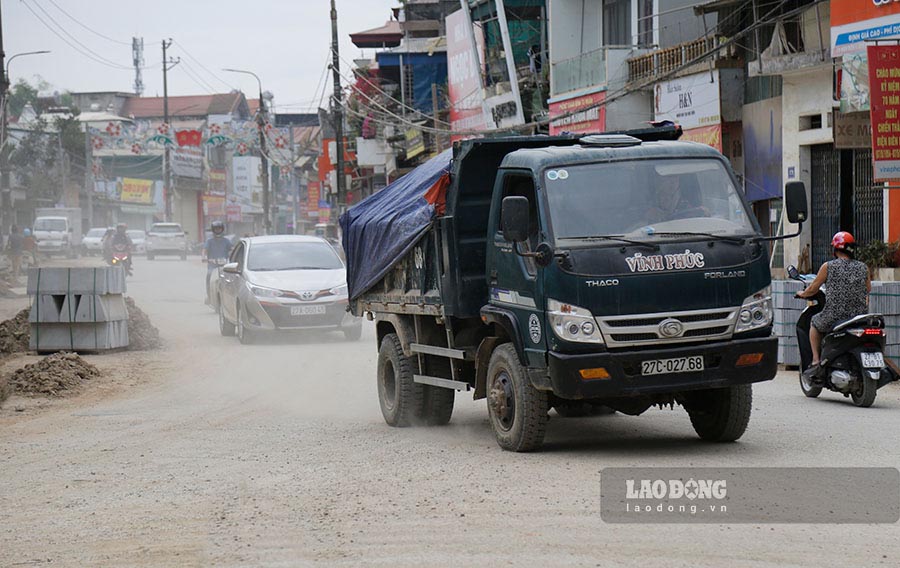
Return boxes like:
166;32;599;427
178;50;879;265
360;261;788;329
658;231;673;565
27;267;129;353
773;280;804;366
869;282;900;361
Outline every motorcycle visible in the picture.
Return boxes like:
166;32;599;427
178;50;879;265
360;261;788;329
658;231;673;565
110;243;133;277
788;265;898;407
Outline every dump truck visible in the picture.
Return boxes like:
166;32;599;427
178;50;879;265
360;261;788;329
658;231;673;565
341;127;807;452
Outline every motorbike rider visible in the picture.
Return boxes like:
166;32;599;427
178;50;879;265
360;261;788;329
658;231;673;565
110;223;134;273
203;221;232;304
797;231;870;376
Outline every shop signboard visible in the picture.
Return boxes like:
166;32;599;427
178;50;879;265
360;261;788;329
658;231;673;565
654;70;721;130
225;204;242;223
120;177;154;204
172;147;203;179
549;90;606;136
868;44;900;181
831;1;900;57
208;168;227;195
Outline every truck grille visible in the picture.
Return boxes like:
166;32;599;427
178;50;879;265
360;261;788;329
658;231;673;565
598;308;738;348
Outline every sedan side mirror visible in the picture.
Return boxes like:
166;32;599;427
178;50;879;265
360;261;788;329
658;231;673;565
787;265;800;279
785;182;808;224
501;196;530;243
222;262;240;274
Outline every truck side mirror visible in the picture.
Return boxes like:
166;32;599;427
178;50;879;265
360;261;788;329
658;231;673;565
501;196;530;243
785;182;808;224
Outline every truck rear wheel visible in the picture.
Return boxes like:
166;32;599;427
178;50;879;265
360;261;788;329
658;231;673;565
685;385;752;442
486;344;548;452
420;385;454;426
377;333;424;427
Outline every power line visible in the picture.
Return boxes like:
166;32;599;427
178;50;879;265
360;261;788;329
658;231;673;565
43;0;132;46
178;59;217;93
171;40;237;91
21;0;134;70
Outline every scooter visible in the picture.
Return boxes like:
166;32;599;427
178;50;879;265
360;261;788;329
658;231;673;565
788;265;898;407
110;243;133;277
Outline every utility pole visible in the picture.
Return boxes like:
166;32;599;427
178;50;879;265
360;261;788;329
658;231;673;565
162;39;178;222
1;1;9;240
330;0;345;215
257;90;271;235
84;129;93;227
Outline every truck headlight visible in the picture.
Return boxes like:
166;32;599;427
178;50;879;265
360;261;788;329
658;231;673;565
735;286;773;334
249;285;284;298
548;299;604;344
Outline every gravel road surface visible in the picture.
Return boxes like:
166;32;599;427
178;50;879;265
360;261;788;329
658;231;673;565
2;257;899;566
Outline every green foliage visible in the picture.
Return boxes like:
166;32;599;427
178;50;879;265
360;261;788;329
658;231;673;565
856;240;899;271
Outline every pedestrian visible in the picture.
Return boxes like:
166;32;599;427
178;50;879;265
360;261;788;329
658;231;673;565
5;225;24;279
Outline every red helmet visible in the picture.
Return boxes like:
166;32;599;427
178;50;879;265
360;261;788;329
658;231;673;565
832;231;855;250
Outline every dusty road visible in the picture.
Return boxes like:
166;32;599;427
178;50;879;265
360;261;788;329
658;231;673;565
2;256;899;566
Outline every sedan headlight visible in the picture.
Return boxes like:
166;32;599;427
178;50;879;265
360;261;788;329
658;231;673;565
329;284;348;297
548;299;604;344
735;286;773;334
249;285;284;298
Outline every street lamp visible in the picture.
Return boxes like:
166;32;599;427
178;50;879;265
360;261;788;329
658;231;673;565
1;50;51;239
223;67;272;235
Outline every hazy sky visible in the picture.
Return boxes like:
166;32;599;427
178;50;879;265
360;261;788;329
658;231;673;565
5;0;398;112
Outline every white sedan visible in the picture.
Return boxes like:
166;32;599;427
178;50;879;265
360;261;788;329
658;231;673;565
82;227;111;255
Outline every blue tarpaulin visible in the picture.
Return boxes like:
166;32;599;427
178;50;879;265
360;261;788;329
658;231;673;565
340;149;453;300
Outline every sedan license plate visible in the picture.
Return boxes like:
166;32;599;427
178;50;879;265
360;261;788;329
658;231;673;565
861;352;884;369
291;305;326;316
641;356;704;376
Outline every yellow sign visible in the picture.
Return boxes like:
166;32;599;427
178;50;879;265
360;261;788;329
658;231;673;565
120;178;154;204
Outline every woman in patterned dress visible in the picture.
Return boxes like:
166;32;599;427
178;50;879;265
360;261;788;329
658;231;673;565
797;231;870;372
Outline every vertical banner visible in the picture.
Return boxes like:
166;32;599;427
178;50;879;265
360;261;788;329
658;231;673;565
867;45;900;181
446;9;487;140
307;181;321;219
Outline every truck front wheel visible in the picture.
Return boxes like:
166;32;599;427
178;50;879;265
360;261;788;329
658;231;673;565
685;385;752;442
377;333;424;427
486;344;549;452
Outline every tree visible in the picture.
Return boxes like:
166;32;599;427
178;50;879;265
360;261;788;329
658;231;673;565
9;115;83;203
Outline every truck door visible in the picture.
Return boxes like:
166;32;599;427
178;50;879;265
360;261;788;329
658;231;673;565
489;171;546;365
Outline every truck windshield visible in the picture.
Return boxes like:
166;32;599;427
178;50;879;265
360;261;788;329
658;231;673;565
544;159;756;242
33;219;67;231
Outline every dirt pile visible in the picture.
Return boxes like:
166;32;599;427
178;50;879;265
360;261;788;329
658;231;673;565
125;297;161;350
7;352;100;396
0;309;30;355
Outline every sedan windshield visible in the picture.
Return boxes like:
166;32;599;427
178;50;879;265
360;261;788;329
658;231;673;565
127;231;145;240
247;242;343;271
86;228;107;238
544;159;756;242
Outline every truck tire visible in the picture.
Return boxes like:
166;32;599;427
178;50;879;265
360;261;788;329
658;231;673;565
377;333;424;427
486;344;549;452
420;385;454;426
686;385;752;442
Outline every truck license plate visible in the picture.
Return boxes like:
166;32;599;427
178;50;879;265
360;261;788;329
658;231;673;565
291;305;326;316
641;356;704;376
861;352;884;368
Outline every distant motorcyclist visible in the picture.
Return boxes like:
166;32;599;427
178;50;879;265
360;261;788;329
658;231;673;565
203;221;232;304
109;223;134;274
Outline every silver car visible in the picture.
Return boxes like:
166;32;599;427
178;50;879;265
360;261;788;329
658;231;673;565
146;222;188;260
217;235;361;343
